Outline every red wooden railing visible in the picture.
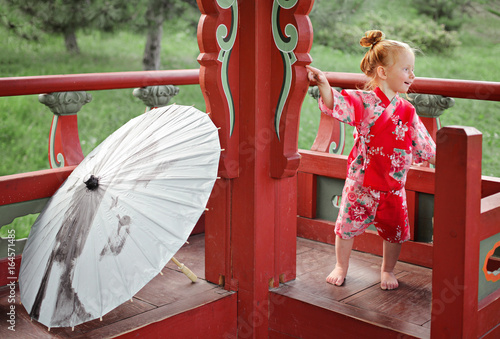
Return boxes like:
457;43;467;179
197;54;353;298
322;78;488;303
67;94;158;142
1;70;500;337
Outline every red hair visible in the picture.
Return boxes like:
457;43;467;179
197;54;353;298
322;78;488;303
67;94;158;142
359;30;415;91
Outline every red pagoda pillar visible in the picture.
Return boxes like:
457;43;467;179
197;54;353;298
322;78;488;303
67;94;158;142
197;0;313;337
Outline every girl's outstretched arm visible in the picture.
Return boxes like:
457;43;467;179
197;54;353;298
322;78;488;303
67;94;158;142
306;65;333;110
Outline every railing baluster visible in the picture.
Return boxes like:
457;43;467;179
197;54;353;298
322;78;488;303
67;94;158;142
38;91;91;168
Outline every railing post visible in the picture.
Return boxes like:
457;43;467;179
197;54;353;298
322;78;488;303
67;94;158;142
39;91;91;168
132;85;179;110
432;126;482;338
197;0;313;337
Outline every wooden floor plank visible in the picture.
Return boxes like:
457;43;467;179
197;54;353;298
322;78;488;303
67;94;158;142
0;234;227;339
285;237;432;337
134;265;215;307
1;234;433;338
344;270;432;326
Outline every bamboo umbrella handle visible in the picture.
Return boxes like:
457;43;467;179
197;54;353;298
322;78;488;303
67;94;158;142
171;257;197;282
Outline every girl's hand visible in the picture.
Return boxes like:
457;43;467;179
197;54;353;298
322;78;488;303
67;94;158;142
306;65;328;86
306;65;334;110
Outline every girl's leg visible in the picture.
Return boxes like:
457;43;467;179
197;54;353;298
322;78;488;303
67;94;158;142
326;235;354;286
380;240;402;290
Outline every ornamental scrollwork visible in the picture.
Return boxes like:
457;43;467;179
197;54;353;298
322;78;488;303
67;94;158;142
216;0;238;136
272;0;299;140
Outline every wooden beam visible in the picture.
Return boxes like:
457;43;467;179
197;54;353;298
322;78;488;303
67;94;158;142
269;287;428;338
480;192;500;240
0;166;75;205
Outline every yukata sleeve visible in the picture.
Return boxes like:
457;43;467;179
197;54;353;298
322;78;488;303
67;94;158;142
410;112;436;163
318;88;359;127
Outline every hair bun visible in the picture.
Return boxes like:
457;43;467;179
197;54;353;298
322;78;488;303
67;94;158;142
360;30;385;48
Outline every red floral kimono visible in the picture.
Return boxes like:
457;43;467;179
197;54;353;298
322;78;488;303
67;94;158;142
319;87;436;243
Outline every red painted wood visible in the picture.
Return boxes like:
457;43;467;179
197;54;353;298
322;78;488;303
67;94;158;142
406;190;417;240
0;166;75;205
0;70;200;97
229;2;276;336
297;216;336;245
0;255;21;287
482;176;500;198
319;72;500;101
354;230;433;268
311;113;345;154
420;117;439;142
269;0;313;179
298;150;348;179
112;292;237;339
478;288;500;336
298;149;435;194
432;126;482;338
197;1;240;179
205;179;231;287
49;114;84;167
268;290;426;338
274;177;298;285
197;1;312;337
297;172;316;219
297;217;433;268
480;192;500;240
191;213;205;235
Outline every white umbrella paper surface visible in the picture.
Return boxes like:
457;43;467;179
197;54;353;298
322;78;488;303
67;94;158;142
19;104;220;328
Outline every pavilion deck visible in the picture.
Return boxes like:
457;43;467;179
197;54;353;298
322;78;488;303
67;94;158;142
1;233;431;338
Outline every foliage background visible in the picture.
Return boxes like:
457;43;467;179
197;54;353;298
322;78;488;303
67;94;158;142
0;0;499;238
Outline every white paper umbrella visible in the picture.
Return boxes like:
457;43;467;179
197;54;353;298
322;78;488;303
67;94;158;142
19;104;221;328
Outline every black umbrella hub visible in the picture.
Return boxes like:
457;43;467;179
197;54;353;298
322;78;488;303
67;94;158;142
84;175;99;191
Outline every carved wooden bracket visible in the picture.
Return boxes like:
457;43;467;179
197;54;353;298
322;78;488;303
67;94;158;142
270;0;313;178
39;91;91;168
198;0;240;178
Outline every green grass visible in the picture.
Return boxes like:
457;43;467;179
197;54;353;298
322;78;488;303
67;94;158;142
1;2;499;238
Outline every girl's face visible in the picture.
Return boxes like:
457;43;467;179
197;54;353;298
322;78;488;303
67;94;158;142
380;49;415;98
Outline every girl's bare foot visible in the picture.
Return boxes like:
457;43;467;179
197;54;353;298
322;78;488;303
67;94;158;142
326;265;347;286
380;271;399;290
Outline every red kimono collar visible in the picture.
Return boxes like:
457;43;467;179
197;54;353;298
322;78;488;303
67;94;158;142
374;87;397;107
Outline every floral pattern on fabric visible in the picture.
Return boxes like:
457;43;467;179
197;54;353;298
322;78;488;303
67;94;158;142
319;87;436;243
335;179;379;239
389;148;411;183
335;179;410;243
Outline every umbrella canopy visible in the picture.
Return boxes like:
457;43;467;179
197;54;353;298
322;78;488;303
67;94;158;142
19;104;221;328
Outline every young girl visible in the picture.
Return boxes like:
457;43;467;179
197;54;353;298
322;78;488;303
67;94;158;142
306;30;436;290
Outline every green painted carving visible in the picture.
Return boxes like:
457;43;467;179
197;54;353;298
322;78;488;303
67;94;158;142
216;0;238;136
272;0;299;140
39;91;92;116
49;116;65;168
39;92;91;168
408;93;454;118
133;85;179;108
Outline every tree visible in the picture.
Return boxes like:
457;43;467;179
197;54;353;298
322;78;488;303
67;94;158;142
1;0;137;54
141;0;198;70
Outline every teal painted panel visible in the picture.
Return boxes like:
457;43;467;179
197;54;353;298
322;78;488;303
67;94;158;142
416;193;434;243
315;176;344;223
315;179;437;241
479;233;500;302
0;198;48;227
